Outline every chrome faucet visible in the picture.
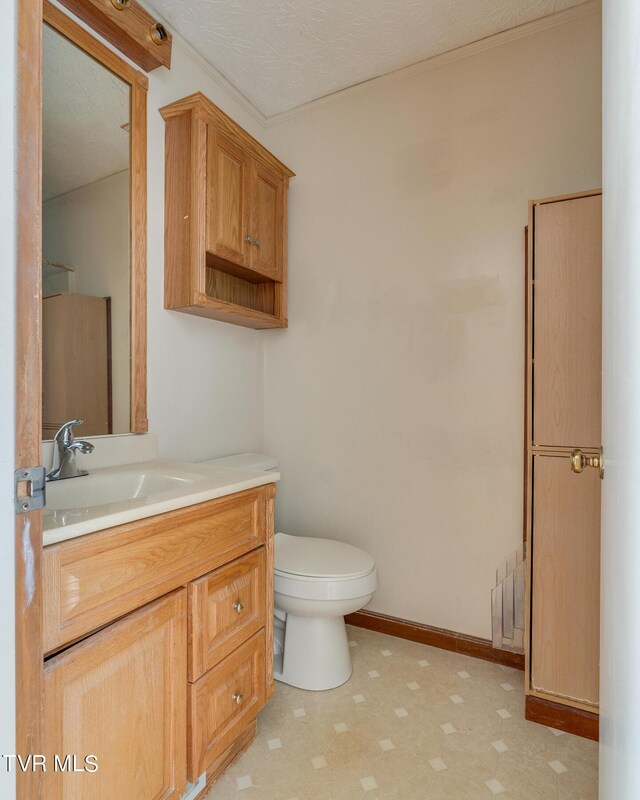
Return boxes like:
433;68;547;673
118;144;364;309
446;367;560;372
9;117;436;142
47;419;95;481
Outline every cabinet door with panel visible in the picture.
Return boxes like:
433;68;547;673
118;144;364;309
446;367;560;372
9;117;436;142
189;548;266;681
530;453;601;707
249;159;284;281
43;590;187;800
188;630;266;781
207;127;251;269
533;194;602;448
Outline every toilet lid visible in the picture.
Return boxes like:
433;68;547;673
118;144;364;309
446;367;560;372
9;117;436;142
274;533;375;580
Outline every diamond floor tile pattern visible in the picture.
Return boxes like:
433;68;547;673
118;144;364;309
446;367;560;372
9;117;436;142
205;625;598;799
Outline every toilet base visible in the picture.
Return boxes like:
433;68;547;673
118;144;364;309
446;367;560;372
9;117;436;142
274;613;353;691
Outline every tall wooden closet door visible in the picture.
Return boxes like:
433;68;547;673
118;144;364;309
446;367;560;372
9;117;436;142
42;293;111;438
531;454;600;707
533;195;602;447
527;190;602;720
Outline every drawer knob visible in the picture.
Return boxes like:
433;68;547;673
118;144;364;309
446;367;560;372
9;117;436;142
232;692;244;705
233;600;245;614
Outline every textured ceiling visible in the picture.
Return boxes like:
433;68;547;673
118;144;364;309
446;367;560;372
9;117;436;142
147;0;589;116
43;23;130;201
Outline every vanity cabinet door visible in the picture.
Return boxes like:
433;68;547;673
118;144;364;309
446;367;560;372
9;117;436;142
189;548;266;681
207;127;251;269
188;630;266;781
43;590;187;800
249;159;284;281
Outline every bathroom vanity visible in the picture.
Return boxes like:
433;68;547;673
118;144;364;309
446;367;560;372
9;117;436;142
42;471;277;799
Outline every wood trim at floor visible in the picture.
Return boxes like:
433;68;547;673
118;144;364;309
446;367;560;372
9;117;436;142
345;610;524;671
525;694;599;741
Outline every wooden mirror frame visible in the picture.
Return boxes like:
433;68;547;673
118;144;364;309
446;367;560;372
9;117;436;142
43;0;148;433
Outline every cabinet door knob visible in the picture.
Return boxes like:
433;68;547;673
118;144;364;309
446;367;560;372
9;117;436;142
232;692;244;705
570;447;604;478
233;600;245;614
245;235;254;244
254;239;261;247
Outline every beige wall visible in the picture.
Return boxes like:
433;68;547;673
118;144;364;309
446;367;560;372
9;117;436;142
145;39;266;462
263;11;602;639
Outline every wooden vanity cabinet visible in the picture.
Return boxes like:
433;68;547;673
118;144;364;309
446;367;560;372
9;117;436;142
43;487;266;654
43;590;187;800
42;483;277;800
161;92;294;329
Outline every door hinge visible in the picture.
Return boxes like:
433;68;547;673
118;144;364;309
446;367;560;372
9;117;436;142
15;466;46;513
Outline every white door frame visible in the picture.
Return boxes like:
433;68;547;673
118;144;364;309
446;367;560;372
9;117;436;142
600;1;640;797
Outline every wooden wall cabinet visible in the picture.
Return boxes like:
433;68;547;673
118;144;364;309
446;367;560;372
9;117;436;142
524;190;602;740
42;483;277;799
161;92;294;329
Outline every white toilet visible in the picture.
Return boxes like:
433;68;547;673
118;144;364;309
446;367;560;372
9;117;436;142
202;453;378;691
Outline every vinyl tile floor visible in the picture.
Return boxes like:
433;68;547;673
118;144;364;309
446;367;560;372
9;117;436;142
205;625;598;800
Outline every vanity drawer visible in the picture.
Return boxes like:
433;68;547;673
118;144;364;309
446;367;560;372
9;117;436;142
43;487;268;654
189;548;266;681
188;629;265;781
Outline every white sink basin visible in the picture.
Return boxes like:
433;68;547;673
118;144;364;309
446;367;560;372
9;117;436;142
45;466;203;510
43;459;279;546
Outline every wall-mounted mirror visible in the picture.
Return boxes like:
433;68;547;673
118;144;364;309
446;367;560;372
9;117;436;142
41;1;148;440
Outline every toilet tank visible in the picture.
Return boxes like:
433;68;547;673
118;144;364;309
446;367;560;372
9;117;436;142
200;452;279;472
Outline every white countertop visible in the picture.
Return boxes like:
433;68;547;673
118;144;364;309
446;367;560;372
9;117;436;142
43;459;279;547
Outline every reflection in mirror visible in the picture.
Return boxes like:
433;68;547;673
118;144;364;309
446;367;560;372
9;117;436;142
42;22;131;439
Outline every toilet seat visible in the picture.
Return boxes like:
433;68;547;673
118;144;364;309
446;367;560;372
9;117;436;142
274;533;377;601
274;532;375;579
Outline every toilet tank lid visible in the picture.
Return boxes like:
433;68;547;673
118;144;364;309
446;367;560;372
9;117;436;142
200;452;279;471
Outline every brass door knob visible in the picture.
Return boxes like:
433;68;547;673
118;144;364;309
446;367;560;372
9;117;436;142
570;448;604;479
233;600;245;614
232;692;244;705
